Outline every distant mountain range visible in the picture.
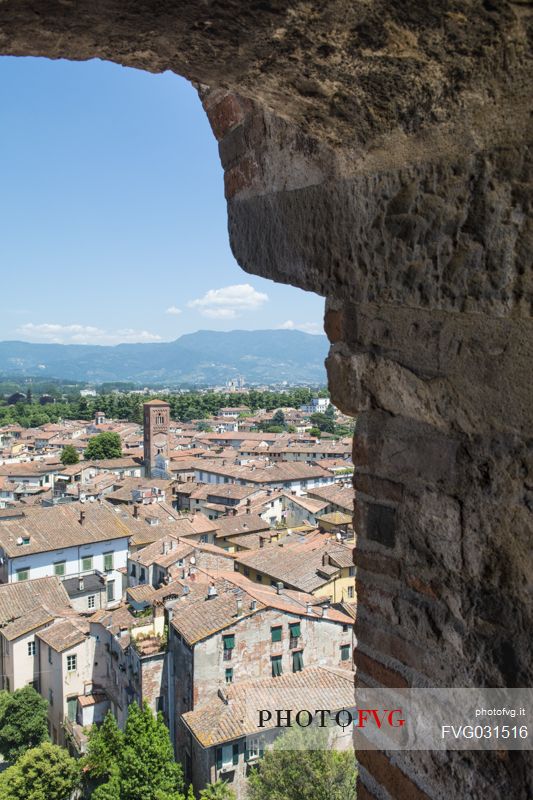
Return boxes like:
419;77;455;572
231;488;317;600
0;330;329;385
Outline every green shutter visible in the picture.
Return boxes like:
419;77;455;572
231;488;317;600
216;747;222;770
271;626;282;643
289;622;301;638
271;656;282;677
67;697;77;722
341;644;350;661
223;634;235;650
232;743;239;765
104;553;114;571
82;556;93;572
292;650;303;672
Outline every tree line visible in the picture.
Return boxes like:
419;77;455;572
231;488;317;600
0;388;329;428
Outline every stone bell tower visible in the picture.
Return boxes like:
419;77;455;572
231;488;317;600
143;400;170;478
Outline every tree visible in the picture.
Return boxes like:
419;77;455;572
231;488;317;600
85;711;124;780
0;742;80;800
309;427;321;438
310;413;335;434
120;703;184;800
197;420;213;432
199;780;236;799
248;726;356;800
84;431;122;461
0;685;48;763
60;444;79;465
85;703;184;800
271;410;286;428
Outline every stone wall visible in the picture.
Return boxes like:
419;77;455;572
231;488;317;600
0;2;531;797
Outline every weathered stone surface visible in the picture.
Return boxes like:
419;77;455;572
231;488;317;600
0;2;531;798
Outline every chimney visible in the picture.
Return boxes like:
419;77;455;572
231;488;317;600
306;602;313;615
246;507;250;515
207;583;217;600
133;504;139;519
259;536;264;549
232;508;238;516
250;599;257;611
246;498;251;506
236;597;243;615
321;599;331;618
79;510;85;525
276;581;283;595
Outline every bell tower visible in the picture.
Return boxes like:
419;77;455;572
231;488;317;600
143;400;170;478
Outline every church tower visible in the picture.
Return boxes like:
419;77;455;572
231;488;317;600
143;400;170;478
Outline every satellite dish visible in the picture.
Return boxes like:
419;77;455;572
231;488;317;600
16;537;23;546
89;496;95;503
80;497;86;503
190;556;196;565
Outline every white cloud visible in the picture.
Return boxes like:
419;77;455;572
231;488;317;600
279;320;322;335
165;306;182;316
188;283;268;319
17;323;163;346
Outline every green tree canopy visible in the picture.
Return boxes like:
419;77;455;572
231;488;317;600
84;431;122;461
310;413;335;434
85;703;184;800
248;726;356;800
0;685;48;763
60;444;80;465
199;780;237;799
271;410;286;427
0;742;80;800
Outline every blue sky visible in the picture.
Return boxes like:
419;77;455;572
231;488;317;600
0;56;324;345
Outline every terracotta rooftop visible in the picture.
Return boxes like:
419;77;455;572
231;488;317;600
182;667;355;747
0;576;70;626
0;502;131;557
37;617;90;652
235;539;352;593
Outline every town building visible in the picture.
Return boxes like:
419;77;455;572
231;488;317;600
0;576;71;692
0;503;129;607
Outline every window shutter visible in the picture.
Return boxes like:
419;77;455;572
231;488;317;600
272;656;282;677
216;747;222;770
232;743;239;765
223;634;235;650
271;626;282;643
289;622;301;638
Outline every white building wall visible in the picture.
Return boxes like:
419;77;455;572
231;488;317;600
37;634;95;747
5;537;129;600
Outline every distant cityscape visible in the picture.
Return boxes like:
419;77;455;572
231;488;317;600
0;391;355;797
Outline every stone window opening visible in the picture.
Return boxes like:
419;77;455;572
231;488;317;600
8;13;530;797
